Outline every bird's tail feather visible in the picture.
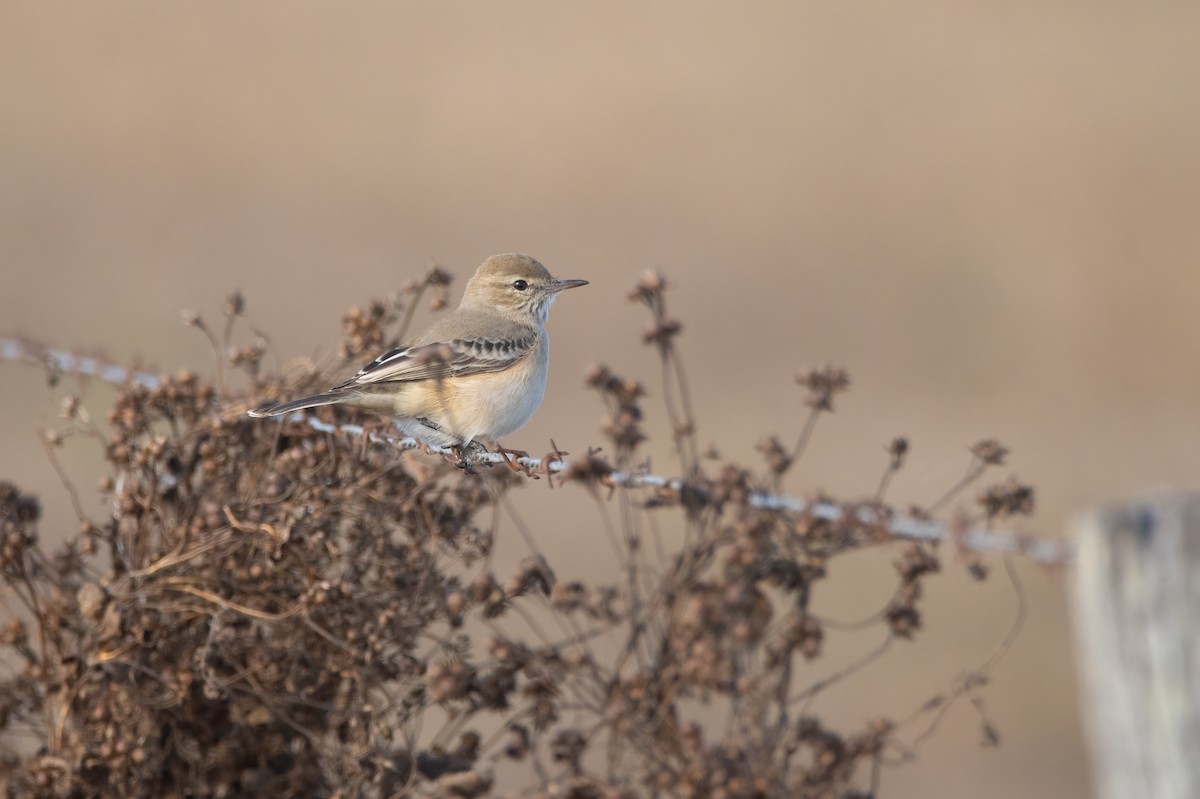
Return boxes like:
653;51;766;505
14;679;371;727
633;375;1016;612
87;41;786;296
247;391;348;418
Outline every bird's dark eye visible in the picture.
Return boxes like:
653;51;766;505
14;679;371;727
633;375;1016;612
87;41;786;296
512;280;528;291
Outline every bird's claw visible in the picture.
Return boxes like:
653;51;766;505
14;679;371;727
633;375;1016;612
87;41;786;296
449;440;489;473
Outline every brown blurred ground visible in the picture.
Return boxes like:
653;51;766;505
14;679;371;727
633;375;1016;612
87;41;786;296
4;3;1200;796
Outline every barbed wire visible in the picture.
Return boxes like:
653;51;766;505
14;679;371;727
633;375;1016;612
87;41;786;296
1;337;162;389
1;337;1074;565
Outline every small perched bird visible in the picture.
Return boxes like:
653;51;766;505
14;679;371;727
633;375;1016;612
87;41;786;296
249;253;587;452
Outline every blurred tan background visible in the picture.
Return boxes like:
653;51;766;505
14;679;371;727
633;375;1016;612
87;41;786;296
5;2;1200;796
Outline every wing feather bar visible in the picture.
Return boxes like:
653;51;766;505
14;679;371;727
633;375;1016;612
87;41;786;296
335;337;535;388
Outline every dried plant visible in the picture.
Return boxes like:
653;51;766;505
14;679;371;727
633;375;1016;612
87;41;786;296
0;268;1051;798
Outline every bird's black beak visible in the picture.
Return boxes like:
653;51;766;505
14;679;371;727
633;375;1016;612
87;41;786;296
550;278;589;292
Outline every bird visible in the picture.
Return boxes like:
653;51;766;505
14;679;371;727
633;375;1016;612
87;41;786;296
248;254;587;457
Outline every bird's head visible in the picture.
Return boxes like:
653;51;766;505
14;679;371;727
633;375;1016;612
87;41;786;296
461;253;588;324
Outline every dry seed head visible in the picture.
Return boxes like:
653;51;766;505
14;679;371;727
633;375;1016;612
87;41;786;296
642;318;682;345
628;270;668;304
223;290;245;317
886;436;909;467
979;477;1036;518
60;394;79;418
756;436;791;475
970;439;1009;465
795;365;851;410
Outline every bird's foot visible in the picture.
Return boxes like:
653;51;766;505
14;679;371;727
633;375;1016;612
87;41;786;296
448;440;489;473
411;418;490;473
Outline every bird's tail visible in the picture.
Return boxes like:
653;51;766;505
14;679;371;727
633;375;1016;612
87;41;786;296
247;391;349;418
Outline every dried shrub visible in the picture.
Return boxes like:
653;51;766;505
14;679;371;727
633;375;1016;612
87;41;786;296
0;270;1043;798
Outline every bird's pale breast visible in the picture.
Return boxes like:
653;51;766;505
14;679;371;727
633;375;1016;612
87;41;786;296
396;334;549;445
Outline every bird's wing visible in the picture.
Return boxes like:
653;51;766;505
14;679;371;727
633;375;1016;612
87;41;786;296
334;335;537;388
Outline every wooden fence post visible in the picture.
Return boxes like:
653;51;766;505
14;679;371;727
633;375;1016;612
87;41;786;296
1071;494;1199;799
